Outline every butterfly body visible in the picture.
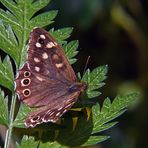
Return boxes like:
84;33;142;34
15;28;87;128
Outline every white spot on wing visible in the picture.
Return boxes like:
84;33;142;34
29;124;35;128
30;119;36;123
57;107;63;111
64;103;73;109
56;112;61;117
36;42;41;47
42;52;48;59
63;109;67;114
42;118;47;122
49;112;54;116
35;66;40;72
36;76;45;81
34;57;40;63
49;119;55;122
40;34;46;39
46;42;55;48
54;41;58;46
55;63;63;68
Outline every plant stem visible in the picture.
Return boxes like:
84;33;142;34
4;95;16;148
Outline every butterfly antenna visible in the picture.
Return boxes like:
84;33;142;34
82;56;90;77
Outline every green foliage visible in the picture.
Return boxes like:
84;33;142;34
64;40;79;64
0;0;139;148
16;136;39;148
0;55;14;92
0;22;19;64
92;93;138;134
16;136;67;148
82;65;108;98
0;89;8;126
50;27;73;44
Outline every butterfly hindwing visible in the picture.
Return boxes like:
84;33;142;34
25;92;80;127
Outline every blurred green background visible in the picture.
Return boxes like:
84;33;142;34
0;0;148;148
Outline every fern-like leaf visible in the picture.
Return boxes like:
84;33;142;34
64;40;79;64
82;135;110;146
0;89;8;126
16;136;39;148
92;93;138;134
50;27;73;44
82;65;108;98
0;55;14;91
0;22;19;64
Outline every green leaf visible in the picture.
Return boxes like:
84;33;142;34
83;135;110;146
0;56;14;92
0;89;8;126
30;0;51;19
82;65;108;98
29;11;58;29
91;93;139;135
87;90;101;98
50;27;73;43
0;9;20;29
17;136;39;148
0;0;19;18
63;40;79;64
93;121;118;134
0;22;19;64
40;142;67;148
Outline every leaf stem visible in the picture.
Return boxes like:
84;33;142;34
4;95;16;148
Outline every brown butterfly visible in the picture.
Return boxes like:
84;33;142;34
15;28;87;128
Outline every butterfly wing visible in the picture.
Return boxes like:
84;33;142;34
28;28;77;82
15;28;87;128
15;63;73;107
25;92;80;127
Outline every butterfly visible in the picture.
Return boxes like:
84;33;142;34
15;28;87;128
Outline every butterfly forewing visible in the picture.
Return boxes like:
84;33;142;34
28;28;77;82
15;27;87;128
